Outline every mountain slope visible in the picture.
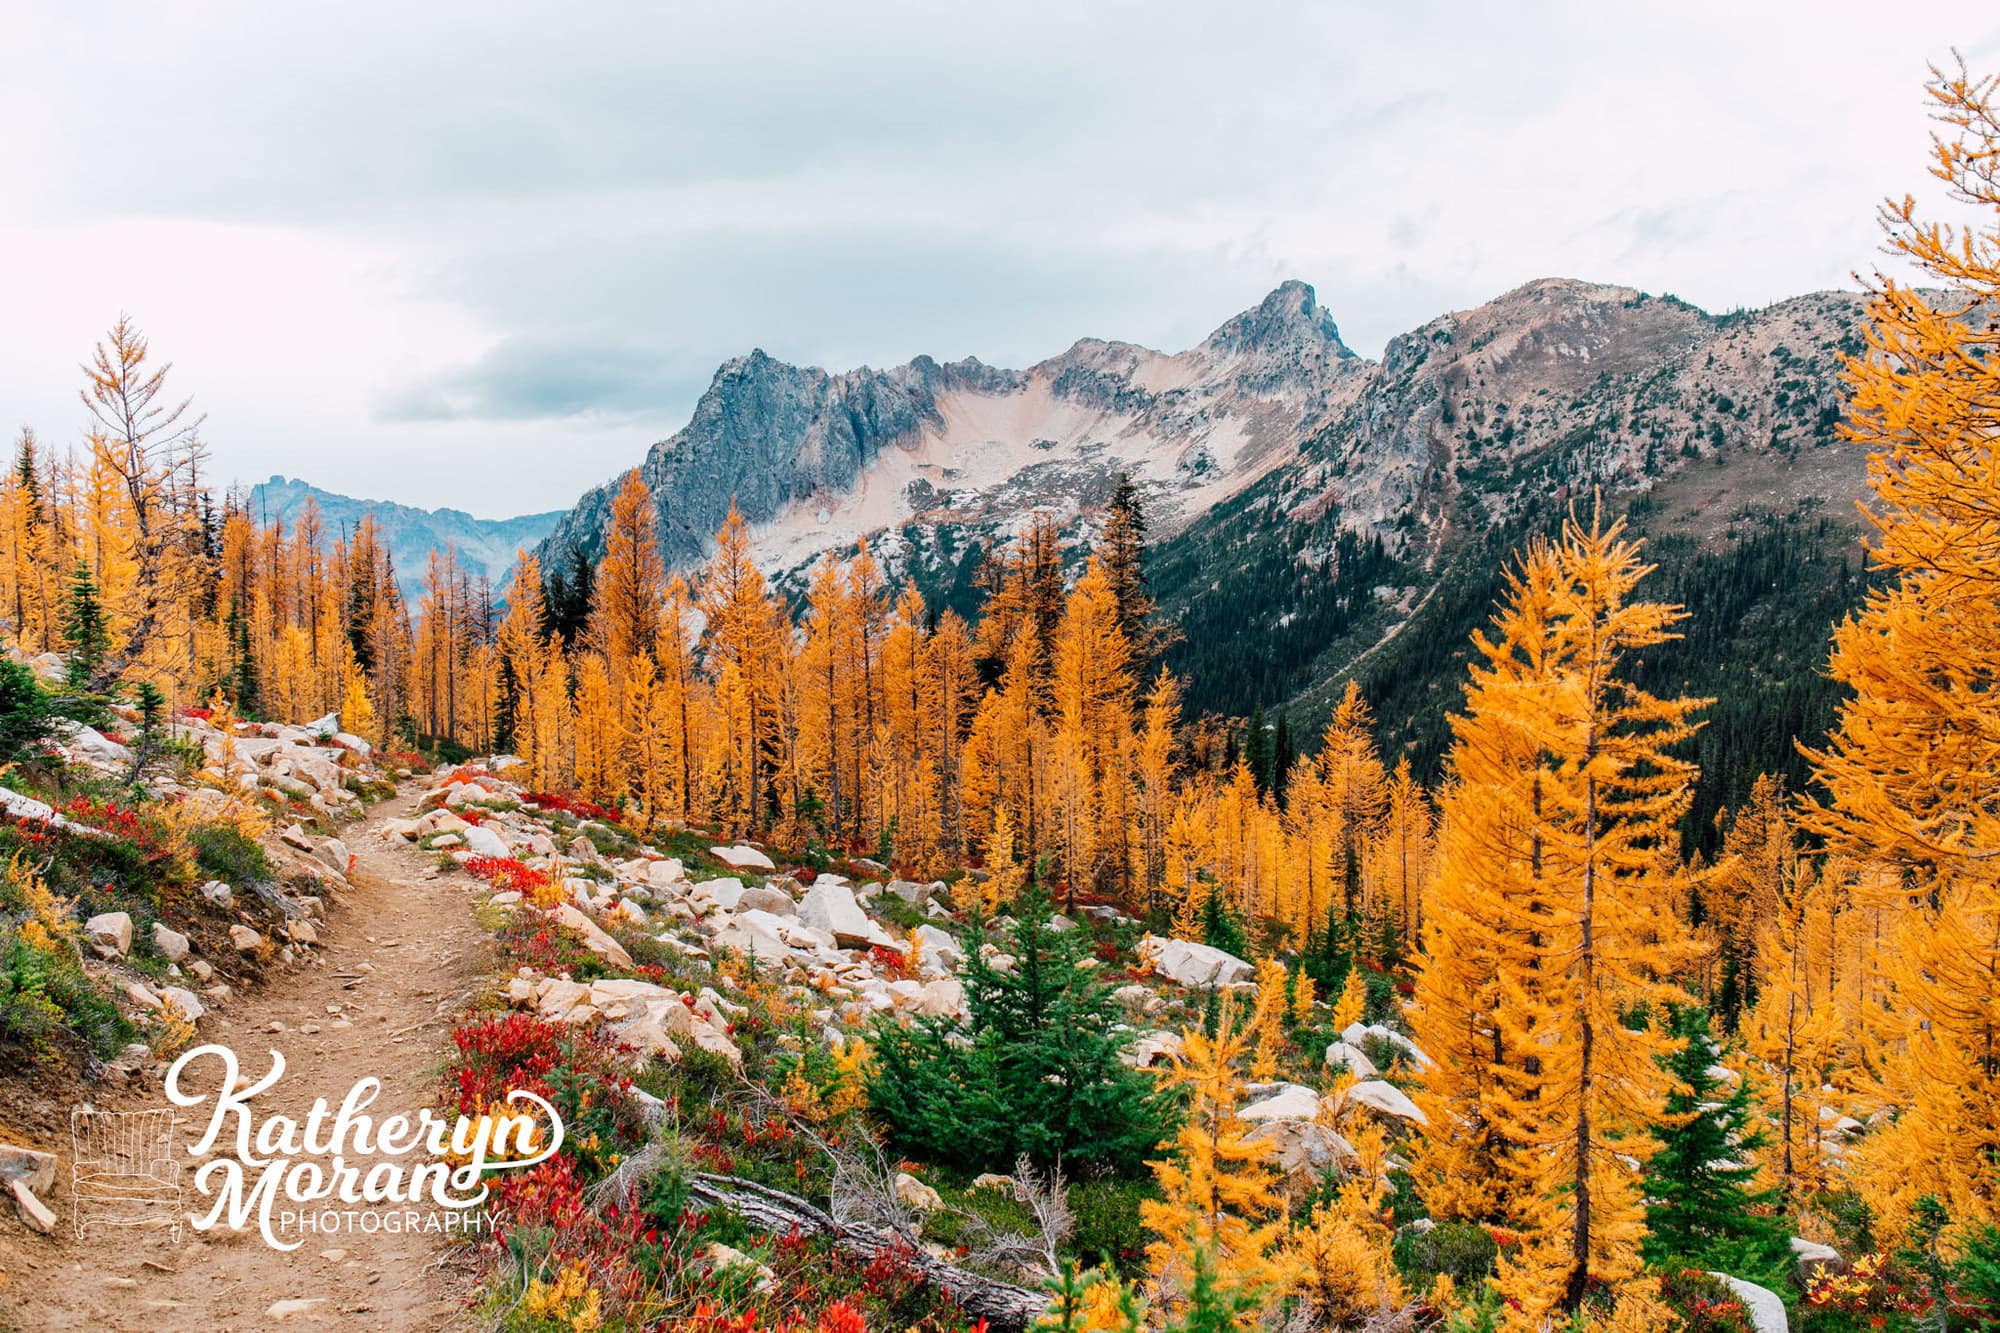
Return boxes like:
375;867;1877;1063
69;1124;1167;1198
1155;280;1869;722
246;475;565;600
537;280;1364;580
538;277;1877;845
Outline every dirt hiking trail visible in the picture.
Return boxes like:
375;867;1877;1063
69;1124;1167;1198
0;782;490;1332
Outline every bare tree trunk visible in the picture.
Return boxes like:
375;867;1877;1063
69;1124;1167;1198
681;1173;1052;1330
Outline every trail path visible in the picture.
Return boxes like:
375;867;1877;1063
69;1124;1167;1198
4;781;489;1332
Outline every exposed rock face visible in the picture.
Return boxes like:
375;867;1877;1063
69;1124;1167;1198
1346;1080;1427;1126
537;281;1361;581
534;276;1872;748
1240;1083;1322;1123
1245;1119;1357;1196
799;881;878;949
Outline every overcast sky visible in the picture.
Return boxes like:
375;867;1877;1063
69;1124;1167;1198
3;2;1996;517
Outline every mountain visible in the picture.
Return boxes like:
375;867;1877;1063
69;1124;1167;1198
536;279;1362;582
540;278;1878;850
246;475;566;601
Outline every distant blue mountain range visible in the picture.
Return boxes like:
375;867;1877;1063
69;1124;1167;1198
245;475;565;601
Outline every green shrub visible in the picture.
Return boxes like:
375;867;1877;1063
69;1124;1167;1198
0;923;129;1060
189;820;271;886
1392;1221;1499;1292
868;889;1179;1177
0;659;117;769
1066;1176;1157;1275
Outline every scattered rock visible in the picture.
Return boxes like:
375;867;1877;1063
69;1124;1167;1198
738;884;800;917
1240;1083;1322;1123
279;823;315;851
0;1144;56;1195
551;903;634;969
151;922;190;963
1138;935;1253;988
317;837;351;875
970;1173;1013;1193
10;1178;55;1234
461;823;509;859
1124;1031;1185;1068
798;880;877;949
893;1172;944;1212
913;924;964;969
84;911;133;957
1345;1080;1427;1126
910;978;966;1018
1708;1274;1786;1333
710;844;777;872
1791;1236;1844;1279
229;924;265;954
157;986;208;1022
1340;1022;1434;1070
694;876;746;909
706;1242;774;1291
1324;1040;1379;1078
886;879;936;906
1245;1119;1357;1195
199;879;234;907
267;1297;331;1320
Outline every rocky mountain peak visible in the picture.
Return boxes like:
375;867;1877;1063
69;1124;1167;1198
1200;279;1353;361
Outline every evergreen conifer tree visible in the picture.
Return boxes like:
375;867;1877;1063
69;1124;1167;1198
868;887;1175;1174
63;560;109;688
1642;1007;1793;1290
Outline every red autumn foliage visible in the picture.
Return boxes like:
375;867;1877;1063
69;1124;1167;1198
525;791;623;824
464;855;553;898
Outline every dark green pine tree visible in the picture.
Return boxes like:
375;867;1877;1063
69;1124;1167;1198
867;888;1177;1175
1270;708;1295;803
1642;1007;1794;1289
228;604;260;714
542;543;595;644
1200;881;1248;959
63;561;110;689
1244;703;1272;794
0;658;65;766
1098;472;1154;656
1954;1215;2000;1322
124;679;167;783
1303;901;1357;991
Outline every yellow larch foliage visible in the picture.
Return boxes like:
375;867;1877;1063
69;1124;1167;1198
1290;972;1315;1026
1412;508;1706;1317
1329;966;1366;1036
1248;956;1288;1079
1142;1016;1294;1324
1794;60;2000;1248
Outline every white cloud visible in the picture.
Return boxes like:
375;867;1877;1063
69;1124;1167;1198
0;0;1993;514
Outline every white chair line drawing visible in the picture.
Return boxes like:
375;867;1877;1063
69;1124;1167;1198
71;1108;182;1245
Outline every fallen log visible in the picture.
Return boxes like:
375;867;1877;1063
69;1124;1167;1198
686;1172;1052;1331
